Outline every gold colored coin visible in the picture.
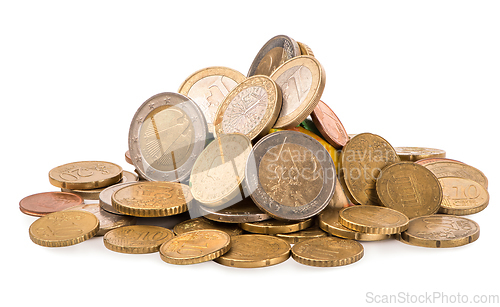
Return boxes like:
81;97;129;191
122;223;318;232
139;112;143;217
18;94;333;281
239;218;313;235
49;161;123;190
438;177;489;215
339;205;409;234
103;225;174;254
422;160;488;190
271;55;325;129
395;147;446;161
111;182;191;217
214;234;291;268
248;35;300;77
376;162;442;219
291;237;364;267
173;216;243;237
275;225;328;244
159;229;231;265
29;210;99;247
399;215;479;248
297;41;314;56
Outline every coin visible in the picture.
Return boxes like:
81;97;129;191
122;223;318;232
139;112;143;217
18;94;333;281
112;181;191;217
49;161;123;190
178;66;246;134
376;162;443;219
341;133;400;206
339;205;409;234
190;133;252;207
291;237;364;267
19;191;83;217
415;157;464;166
173;216;243;237
275;225;328;244
247;34;300;77
239;218;313;235
196;197;271;223
29;211;99;247
63;203;136;236
159;229;231;265
438;177;489;215
310;100;349;149
420;160;488;189
99;182;139;215
214;234;291;268
125;150;133;165
395;147;446;161
245;130;335;221
271;55;325;129
399;215;480;248
103;225;174;254
297;41;314;56
213;75;282;140
128;92;208;182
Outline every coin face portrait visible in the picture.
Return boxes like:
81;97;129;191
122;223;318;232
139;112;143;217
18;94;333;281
275;65;313;117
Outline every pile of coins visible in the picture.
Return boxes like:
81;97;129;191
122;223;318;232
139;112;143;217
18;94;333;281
22;35;488;267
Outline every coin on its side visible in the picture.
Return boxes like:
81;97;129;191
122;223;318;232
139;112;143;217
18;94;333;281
29;211;99;247
125;150;133;165
173;216;243;237
214;234;291;268
179;66;246;134
197;197;271;223
275;225;328;244
421;160;488;190
20;191;83;217
438;177;489;215
376;162;442;219
271;55;325;129
247;34;300;77
214;75;282;141
160;229;231;265
395;147;446;162
239;218;313;235
99;182;139;215
310;100;349;149
415;157;464;166
399;215;479;248
49;161;123;190
291;237;364;267
103;225;174;254
339;205;409;234
297;41;314;56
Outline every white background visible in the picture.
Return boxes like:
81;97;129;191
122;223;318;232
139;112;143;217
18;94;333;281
2;1;499;306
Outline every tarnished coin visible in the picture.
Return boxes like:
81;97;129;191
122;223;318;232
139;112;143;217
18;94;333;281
99;182;139;215
247;34;300;77
29;211;99;247
291;237;364;267
63;203;136;236
310;100;349;149
159;229;231;265
128;92;208;183
271;55;325;129
19;191;83;217
421;160;488;189
297;41;314;56
190;133;252;207
399;215;480;248
275;225;328;244
341;133;400;206
112;182;192;217
178;66;246;134
395;147;446;162
49;161;123;190
438;177;489;215
103;225;174;254
197;197;271;223
376;162;442;219
245;130;335;221
239;218;313;235
214;75;282;140
173;216;243;237
339;205;409;234
214;234;291;268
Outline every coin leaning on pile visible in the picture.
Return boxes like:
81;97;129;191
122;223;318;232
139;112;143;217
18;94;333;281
22;34;488;268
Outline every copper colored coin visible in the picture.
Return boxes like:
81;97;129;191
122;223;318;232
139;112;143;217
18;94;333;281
125;150;133;165
19;192;84;217
415;158;464;166
310;100;348;149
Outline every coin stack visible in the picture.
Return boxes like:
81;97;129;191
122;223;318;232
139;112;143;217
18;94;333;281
22;35;488;267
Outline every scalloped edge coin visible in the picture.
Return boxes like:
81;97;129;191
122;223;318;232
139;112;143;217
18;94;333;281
291;236;364;267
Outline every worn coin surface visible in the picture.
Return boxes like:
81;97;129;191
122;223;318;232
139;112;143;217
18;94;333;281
395;147;446;162
29;210;99;247
438;177;489;215
310;100;349;149
399;215;479;248
341;133;400;206
49;161;123;190
103;225;174;254
339;205;409;234
271;55;325;129
128;92;207;183
160;229;231;265
421;160;488;189
239;218;313;235
275;225;328;244
112;182;191;217
20;191;83;217
247;34;300;77
214;75;282;140
179;66;246;134
214;234;291;268
173;216;243;236
376;162;443;219
297;41;314;56
246;130;335;221
291;236;364;267
197;197;271;223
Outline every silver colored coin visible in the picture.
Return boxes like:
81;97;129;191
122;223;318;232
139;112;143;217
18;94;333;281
247;35;300;77
99;182;139;215
197;197;271;223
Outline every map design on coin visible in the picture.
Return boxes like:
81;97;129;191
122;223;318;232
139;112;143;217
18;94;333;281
222;86;269;135
275;65;312;117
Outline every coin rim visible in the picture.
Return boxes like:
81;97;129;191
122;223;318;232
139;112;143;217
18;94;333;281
247;35;300;77
310;100;349;149
103;225;175;254
291;236;364;267
339;205;409;234
239;218;313;235
48;161;123;190
437;177;489;215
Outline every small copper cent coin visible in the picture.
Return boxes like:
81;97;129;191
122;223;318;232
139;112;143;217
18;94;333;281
291;236;364;267
103;225;174;254
173;217;243;237
310;100;349;149
438;177;489;215
49;161;123;190
20;191;83;217
339;205;409;234
247;34;300;77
